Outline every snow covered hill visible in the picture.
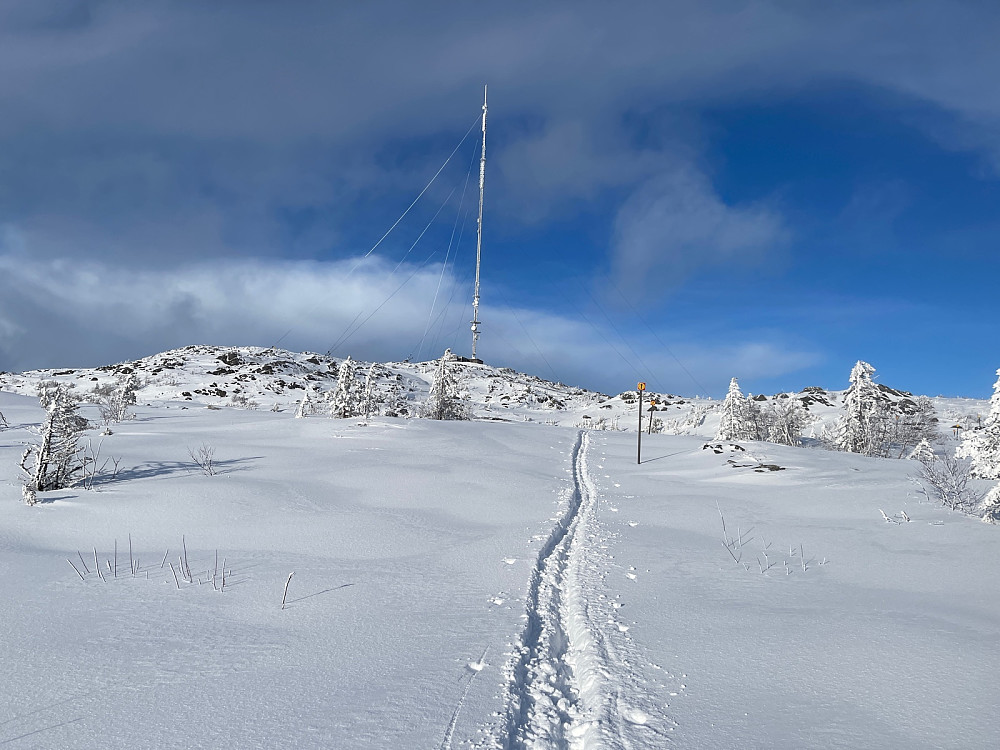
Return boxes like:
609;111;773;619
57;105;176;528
1;348;998;748
1;344;988;441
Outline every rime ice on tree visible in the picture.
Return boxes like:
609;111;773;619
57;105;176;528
957;368;1000;479
329;356;363;419
20;381;89;499
715;377;754;441
422;350;471;421
835;360;880;455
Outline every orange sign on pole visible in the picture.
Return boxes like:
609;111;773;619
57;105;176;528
637;382;646;391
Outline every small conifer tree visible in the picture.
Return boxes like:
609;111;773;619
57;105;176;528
295;386;319;418
833;360;890;457
329;356;363;419
716;377;754;441
956;368;1000;479
421;350;471;421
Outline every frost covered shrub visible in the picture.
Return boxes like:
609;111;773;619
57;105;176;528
92;372;140;424
764;397;809;446
20;381;90;495
908;438;935;464
919;454;983;514
228;392;259;410
956;368;1000;479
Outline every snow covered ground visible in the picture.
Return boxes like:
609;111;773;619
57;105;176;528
1;353;998;748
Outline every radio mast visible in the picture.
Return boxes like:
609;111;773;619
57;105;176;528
470;85;487;363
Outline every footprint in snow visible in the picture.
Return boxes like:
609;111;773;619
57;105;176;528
502;558;517;565
613;483;621;487
626;572;637;580
628;521;639;527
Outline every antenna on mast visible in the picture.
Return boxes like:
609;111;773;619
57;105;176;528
470;84;487;363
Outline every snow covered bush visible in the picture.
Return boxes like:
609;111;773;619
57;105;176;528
918;454;983;514
20;381;90;496
92;372;140;424
662;403;710;435
908;438;935;464
956;368;1000;479
764;397;809;446
227;393;259;410
421;350;471;421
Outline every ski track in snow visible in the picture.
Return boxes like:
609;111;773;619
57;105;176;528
493;430;666;750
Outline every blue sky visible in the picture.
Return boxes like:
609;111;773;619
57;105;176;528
1;0;999;398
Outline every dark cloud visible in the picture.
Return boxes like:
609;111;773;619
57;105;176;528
2;1;998;251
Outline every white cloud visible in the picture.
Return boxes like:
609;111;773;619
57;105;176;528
611;168;789;298
0;252;818;396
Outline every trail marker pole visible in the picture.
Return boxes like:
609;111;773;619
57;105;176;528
636;382;646;464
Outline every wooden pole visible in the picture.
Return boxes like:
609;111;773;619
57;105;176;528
637;388;643;464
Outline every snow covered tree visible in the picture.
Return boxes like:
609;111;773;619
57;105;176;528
20;381;89;499
765;397;809;446
715;378;754;441
980;483;1000;524
295;385;319;418
382;374;411;418
362;364;378;419
421;350;471;421
956;368;1000;479
833;361;889;457
910;396;939;443
329;356;363;419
